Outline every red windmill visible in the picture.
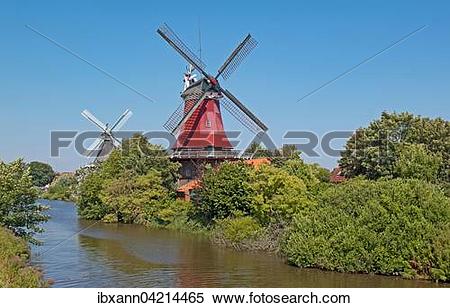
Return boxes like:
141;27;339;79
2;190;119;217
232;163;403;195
157;23;268;182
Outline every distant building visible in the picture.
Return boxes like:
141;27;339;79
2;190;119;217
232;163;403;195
330;166;345;183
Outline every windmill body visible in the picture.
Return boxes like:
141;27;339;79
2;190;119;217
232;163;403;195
157;23;267;183
81;109;132;164
94;131;116;162
175;80;233;151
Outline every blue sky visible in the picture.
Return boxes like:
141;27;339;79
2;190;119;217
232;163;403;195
0;0;449;171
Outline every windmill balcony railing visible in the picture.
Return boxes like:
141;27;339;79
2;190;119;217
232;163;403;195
170;149;239;159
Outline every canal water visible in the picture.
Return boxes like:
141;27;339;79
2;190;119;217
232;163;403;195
32;200;441;288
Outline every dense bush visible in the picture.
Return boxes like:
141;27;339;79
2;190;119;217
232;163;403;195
0;159;48;242
250;165;312;224
43;173;77;201
193;162;254;223
77;134;180;224
77;172;107;220
27;161;55;187
394;144;442;182
212;216;262;248
194;159;320;225
340;112;449;182
0;227;47;287
101;170;168;223
282;178;450;281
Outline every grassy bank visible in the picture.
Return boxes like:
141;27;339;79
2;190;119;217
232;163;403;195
0;227;47;287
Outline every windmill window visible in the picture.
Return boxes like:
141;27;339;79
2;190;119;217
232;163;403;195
185;167;192;178
206;119;211;128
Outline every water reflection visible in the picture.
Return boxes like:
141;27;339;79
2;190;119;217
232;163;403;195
32;200;443;288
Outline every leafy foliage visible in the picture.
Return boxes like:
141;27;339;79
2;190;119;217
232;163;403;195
282;178;450;281
213;216;262;248
250;165;312;224
0;159;48;243
101;170;168;223
340;112;449;182
394;144;442;182
43;173;77;201
77;172;108;220
27;161;55;187
102;134;180;191
77;134;180;224
194;158;319;226
0;227;47;287
193;162;254;223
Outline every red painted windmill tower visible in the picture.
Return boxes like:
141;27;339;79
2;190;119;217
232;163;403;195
157;23;268;183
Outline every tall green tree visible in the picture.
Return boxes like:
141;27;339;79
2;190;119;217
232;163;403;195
250;165;311;224
394;144;443;182
194;162;254;223
101;170;168;223
44;173;77;201
77;134;180;221
27;161;55;187
340;112;449;181
102;134;180;191
0;160;48;242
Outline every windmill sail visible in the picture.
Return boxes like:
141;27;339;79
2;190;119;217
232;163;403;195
216;34;258;80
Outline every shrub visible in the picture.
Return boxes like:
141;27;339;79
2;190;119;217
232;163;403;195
340;112;449;182
27;161;55;187
101;170;168;223
44;173;77;201
251;165;312;224
77;134;180;221
394;144;442;182
282;178;450;281
77;172;107;220
0;159;48;242
193;162;254;223
212;216;262;249
0;227;47;287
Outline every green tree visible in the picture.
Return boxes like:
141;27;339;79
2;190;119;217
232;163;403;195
243;142;279;158
251;165;311;224
394;144;442;182
77;172;107;220
27;161;55;187
193;162;254;223
77;134;180;221
102;134;180;191
0;160;48;242
280;159;318;187
44;173;78;201
339;112;449;181
101;170;168;223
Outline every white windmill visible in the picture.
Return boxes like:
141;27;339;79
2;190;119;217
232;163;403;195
81;109;133;163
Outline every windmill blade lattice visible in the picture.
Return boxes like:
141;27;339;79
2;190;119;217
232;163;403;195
164;88;207;133
217;34;258;80
110;109;133;131
163;101;185;132
157;23;207;77
221;96;263;134
221;88;267;132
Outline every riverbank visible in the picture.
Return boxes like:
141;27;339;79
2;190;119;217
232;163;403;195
0;227;47;287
